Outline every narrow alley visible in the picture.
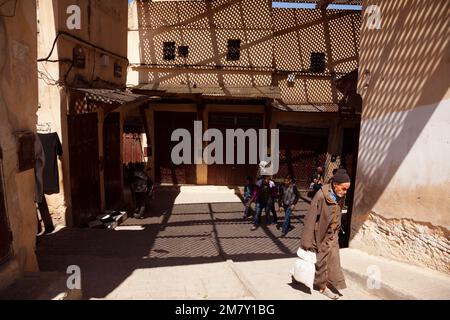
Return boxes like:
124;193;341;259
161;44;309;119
0;0;449;309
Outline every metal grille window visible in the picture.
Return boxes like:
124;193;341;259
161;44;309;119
287;73;296;87
227;39;241;61
310;52;326;73
163;42;176;61
178;45;189;58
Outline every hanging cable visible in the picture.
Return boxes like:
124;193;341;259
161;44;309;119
38;31;128;63
37;32;62;62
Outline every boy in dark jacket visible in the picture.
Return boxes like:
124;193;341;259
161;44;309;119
243;176;256;219
269;176;279;224
278;174;299;236
250;175;277;230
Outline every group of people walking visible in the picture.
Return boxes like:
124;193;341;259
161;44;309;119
242;164;352;300
243;174;300;237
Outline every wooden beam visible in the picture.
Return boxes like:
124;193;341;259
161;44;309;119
130;64;340;80
139;104;151;151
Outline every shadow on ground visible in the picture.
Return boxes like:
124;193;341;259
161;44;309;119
36;186;309;299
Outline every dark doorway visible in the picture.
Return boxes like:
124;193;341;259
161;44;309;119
68;113;101;227
207;113;263;186
339;126;360;248
341;128;357;178
0;147;12;265
278;126;329;189
103;112;123;208
154;111;197;184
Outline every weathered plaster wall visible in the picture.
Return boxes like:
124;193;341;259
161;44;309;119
0;0;39;282
54;0;128;86
352;212;450;274
351;0;450;274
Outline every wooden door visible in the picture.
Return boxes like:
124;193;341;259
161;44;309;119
207;113;263;186
103;112;123;208
341;128;357;179
68;113;101;226
339;126;360;248
154;111;197;184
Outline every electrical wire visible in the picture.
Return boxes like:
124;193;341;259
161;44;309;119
38;70;59;86
38;31;128;63
37;32;61;62
37;59;72;86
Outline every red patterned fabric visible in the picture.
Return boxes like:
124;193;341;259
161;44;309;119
123;133;144;164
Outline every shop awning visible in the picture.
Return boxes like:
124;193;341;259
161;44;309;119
272;99;339;113
69;88;160;115
132;83;281;100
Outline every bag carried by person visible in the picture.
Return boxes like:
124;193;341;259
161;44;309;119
290;247;317;289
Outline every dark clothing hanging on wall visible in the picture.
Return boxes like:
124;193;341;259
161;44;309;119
38;133;63;194
34;134;46;203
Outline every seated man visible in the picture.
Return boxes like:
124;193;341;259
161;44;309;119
130;166;153;219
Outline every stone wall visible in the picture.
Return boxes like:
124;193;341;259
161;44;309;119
351;212;450;274
0;0;40;285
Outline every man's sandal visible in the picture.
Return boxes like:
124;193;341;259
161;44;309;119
320;287;340;300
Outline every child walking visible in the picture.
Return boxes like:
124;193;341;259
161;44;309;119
243;176;256;219
251;175;277;231
278;174;299;236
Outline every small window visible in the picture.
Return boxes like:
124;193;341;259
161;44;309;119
310;52;326;73
227;39;241;61
287;73;296;87
114;61;123;78
163;42;176;61
73;46;86;69
178;45;189;58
